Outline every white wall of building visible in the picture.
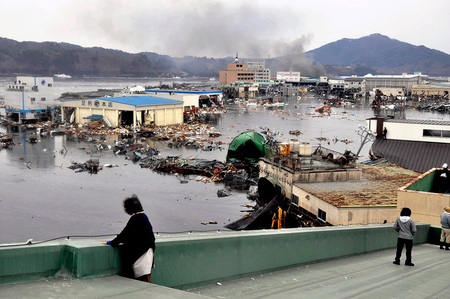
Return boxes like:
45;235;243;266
277;72;301;83
5;76;56;111
247;61;271;82
367;119;450;143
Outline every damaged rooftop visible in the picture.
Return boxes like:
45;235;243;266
295;162;420;207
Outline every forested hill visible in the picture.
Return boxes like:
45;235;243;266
306;34;450;76
0;34;448;78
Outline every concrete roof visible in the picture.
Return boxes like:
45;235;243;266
294;163;419;207
189;244;447;299
0;275;209;299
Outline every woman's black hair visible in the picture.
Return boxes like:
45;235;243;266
400;207;411;217
123;194;144;215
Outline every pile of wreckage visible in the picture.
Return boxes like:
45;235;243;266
68;159;120;174
68;159;102;174
0;134;14;149
138;155;257;190
167;135;224;151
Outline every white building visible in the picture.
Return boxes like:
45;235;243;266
4;76;57;122
343;76;364;91
61;96;184;127
277;72;301;83
328;79;344;90
363;73;427;94
247;61;271;83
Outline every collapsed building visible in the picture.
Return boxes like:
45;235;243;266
227;140;420;229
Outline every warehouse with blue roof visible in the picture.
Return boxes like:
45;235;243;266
60;95;184;127
145;89;223;109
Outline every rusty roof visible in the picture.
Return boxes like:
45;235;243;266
294;163;419;207
370;139;450;173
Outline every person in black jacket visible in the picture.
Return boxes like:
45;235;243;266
103;194;156;282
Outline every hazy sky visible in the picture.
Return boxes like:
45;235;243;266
0;0;448;58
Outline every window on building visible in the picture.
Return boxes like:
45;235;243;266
423;129;450;138
292;194;299;205
318;209;326;222
41;97;46;101
48;83;52;87
30;97;35;103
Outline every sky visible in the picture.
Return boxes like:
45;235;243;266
0;0;449;58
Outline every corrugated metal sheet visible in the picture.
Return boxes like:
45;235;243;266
384;119;450;126
370;139;450;173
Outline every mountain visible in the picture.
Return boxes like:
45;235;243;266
0;34;448;78
0;37;182;77
306;33;450;76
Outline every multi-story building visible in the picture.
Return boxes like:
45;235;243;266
219;56;255;85
246;60;271;83
4;76;56;123
276;71;301;83
343;75;364;91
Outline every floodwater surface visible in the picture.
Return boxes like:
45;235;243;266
1;77;449;244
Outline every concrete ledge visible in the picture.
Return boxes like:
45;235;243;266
154;224;429;289
0;239;119;285
0;224;431;288
0;243;62;285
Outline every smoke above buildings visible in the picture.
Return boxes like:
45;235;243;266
74;0;325;75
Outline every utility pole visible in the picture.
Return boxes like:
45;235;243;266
355;125;377;158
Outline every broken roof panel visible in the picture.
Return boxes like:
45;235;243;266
295;163;419;207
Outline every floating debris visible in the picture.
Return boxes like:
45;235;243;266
200;220;218;225
289;130;302;135
217;189;231;197
28;136;38;144
315;105;332;114
68;159;101;174
0;135;14;148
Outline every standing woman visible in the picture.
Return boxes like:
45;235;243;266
103;194;156;282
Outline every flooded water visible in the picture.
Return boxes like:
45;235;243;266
1;77;449;244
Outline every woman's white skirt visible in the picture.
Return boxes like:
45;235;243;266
132;248;154;278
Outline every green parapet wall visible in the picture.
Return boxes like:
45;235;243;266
152;224;430;289
426;226;442;245
0;243;62;285
0;224;431;288
0;239;121;285
61;240;122;278
405;171;435;192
